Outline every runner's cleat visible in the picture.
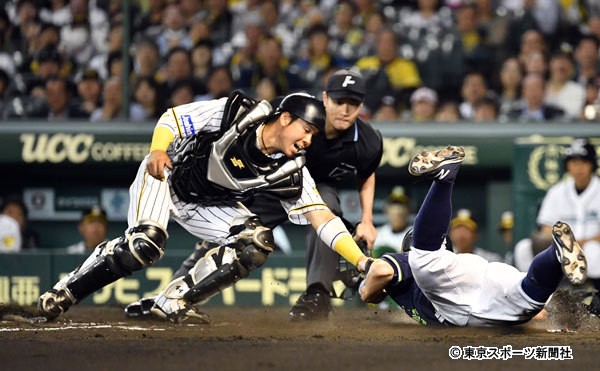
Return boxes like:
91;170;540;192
552;221;587;285
408;146;465;182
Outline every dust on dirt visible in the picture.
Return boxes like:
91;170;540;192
0;302;599;371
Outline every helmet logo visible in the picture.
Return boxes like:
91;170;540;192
342;76;355;87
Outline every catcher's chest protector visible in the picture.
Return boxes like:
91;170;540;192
169;91;304;205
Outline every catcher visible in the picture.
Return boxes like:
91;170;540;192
38;91;372;323
360;146;587;326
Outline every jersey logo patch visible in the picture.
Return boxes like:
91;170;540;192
230;157;245;169
180;114;196;136
342;76;355;87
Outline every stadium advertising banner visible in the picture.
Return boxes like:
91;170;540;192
0;252;357;308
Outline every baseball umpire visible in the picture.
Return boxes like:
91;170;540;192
124;69;383;321
360;146;587;326
38;90;372;323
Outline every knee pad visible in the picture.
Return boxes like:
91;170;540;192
238;244;269;273
231;216;275;253
109;220;168;274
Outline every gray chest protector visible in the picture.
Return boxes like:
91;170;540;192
169;91;305;205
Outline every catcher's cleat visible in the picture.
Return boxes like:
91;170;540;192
124;297;156;318
408;145;465;182
150;302;211;324
38;288;74;321
289;284;331;322
552;221;587;285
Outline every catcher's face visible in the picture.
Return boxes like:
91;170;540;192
276;113;319;157
322;92;362;136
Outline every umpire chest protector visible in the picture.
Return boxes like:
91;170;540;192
169;91;305;205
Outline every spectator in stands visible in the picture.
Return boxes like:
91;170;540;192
372;95;400;121
503;73;565;122
133;38;160;80
199;0;233;47
39;0;71;26
254;77;277;102
517;29;547;68
259;0;295;57
357;10;389;58
328;0;364;63
473;95;499;122
37;22;61;53
59;0;109;67
521;50;548;77
179;0;204;27
236;34;305;96
544;51;585;120
294;24;346;95
497;57;523;116
156;47;203;97
454;2;493;77
90;77;146;121
574;35;600;86
134;0;165;41
155;4;193;57
435;101;461;122
400;0;450;33
8;0;40;55
229;12;265;75
355;28;422;113
168;79;194;107
1;196;38;250
407;86;438;122
131;76;162;120
195;65;233;102
73;68;102;119
587;15;600;42
65;206;108;254
373;186;413;254
449;208;504;262
88;21;125;80
191;39;215;86
582;80;600;121
44;76;87;120
458;71;488;120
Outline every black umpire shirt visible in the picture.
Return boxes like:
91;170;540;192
305;118;383;186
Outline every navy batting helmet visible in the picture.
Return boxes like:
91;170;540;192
564;138;598;172
273;93;326;132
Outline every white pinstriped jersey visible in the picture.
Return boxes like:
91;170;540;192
127;98;328;245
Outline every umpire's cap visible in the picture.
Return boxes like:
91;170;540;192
325;69;366;103
564;138;598;172
273;93;326;132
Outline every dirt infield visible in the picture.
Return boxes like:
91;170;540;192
1;302;599;371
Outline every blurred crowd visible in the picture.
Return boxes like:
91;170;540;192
0;0;600;123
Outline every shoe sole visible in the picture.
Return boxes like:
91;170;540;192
552;221;587;285
150;305;212;324
408;146;465;176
